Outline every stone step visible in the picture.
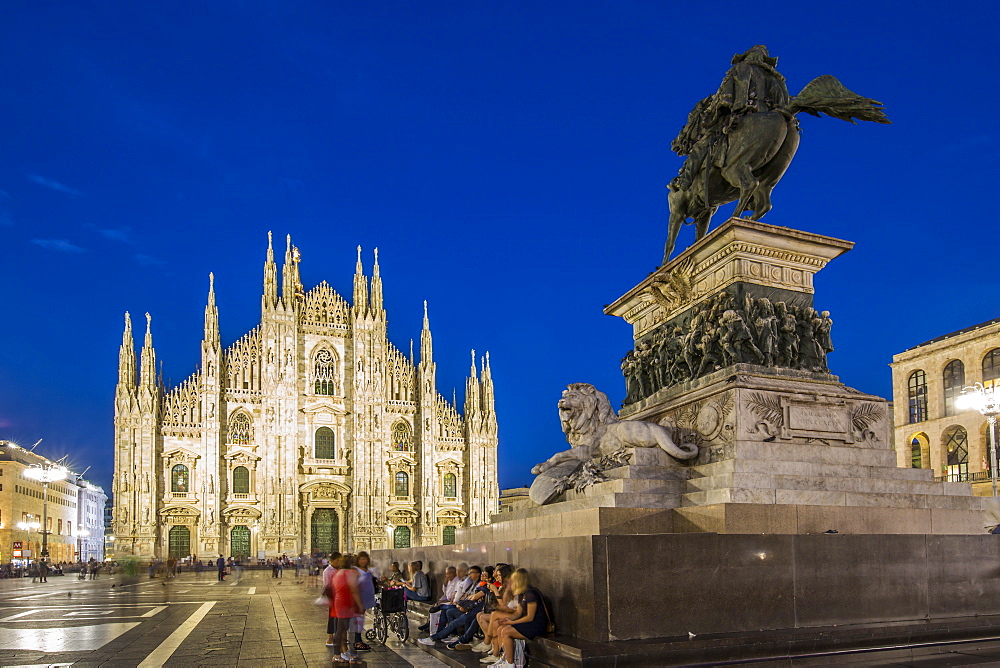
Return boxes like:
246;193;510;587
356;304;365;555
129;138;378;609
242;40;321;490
578;491;684;509
680;486;984;510
715;441;899;468
684;471;973;497
692;458;935;482
603;464;690;481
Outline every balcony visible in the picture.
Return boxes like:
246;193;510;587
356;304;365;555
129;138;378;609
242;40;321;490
935;470;993;483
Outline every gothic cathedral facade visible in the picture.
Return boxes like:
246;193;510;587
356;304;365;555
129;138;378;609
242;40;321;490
112;234;499;559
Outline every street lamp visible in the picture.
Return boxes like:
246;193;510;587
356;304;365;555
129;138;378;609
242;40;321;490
23;464;67;560
955;382;1000;497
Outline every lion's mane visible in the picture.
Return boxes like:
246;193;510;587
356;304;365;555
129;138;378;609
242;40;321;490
559;383;618;447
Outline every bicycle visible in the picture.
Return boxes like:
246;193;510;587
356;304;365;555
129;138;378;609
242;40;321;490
366;587;409;643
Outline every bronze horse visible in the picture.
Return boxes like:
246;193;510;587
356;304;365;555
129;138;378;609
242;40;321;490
663;75;889;264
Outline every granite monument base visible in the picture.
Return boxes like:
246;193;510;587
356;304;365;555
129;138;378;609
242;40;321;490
374;532;1000;664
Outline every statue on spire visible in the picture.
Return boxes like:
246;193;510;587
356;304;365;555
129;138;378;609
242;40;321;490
663;45;890;262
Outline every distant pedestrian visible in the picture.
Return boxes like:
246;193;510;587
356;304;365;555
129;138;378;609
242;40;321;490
38;560;48;583
216;555;226;581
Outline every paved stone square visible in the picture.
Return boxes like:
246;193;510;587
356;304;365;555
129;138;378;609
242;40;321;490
0;569;446;667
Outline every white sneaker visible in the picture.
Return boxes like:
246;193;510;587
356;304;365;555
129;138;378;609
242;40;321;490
492;662;515;668
417;637;437;646
442;635;459;642
471;642;492;652
480;655;501;664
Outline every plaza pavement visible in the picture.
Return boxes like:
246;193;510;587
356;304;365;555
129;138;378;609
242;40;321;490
0;568;447;667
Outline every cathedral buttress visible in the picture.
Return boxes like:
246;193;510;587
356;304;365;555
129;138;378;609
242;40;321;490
416;301;439;545
200;273;223;556
135;313;161;555
113;312;139;554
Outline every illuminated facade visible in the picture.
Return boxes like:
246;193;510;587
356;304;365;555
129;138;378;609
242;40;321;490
112;235;498;559
891;317;1000;494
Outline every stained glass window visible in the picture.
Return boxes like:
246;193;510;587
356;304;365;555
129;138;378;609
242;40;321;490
171;464;189;493
394;525;411;548
314;349;337;395
392;422;412;452
230;414;253;444
443;473;457;498
442;525;456;545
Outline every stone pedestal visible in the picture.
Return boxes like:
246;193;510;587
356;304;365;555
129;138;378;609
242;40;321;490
474;218;985;542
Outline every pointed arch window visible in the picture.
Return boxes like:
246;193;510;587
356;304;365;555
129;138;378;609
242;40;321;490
314;349;338;395
907;370;928;423
984;349;1000;389
392;422;412;452
394;471;409;497
233;466;250;494
229;414;253;445
443;472;457;498
171;465;189;493
943;360;965;417
943;425;969;481
315;427;336;460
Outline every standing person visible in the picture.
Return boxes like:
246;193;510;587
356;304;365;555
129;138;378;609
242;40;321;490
38;560;48;583
352;552;377;652
323;552;342;648
403;561;431;601
216;555;226;581
195;559;203;577
331;554;363;664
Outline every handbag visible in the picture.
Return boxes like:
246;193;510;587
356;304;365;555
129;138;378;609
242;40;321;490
314;585;333;607
538;592;556;634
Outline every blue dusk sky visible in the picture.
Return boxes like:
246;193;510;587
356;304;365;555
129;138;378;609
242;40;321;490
1;2;997;493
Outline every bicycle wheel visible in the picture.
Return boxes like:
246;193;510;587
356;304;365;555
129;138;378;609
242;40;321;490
393;611;409;642
373;607;388;644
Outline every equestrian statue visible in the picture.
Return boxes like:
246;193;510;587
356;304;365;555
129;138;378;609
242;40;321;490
662;45;890;263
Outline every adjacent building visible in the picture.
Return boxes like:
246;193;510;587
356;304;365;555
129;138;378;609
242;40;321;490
890;317;1000;494
0;441;107;563
112;234;499;560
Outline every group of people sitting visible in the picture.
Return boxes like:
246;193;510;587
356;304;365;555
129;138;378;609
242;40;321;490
416;562;550;668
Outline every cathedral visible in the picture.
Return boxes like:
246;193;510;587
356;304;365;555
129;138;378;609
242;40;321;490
112;234;499;560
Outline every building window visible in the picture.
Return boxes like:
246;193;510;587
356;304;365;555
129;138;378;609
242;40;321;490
392;422;412;452
943;425;969;481
943;360;965;417
985;349;1000;389
233;466;250;494
911;438;922;469
171;464;189;493
908;370;928;423
393;525;411;548
443;473;457;498
315;427;336;459
58;519;63;535
442;525;456;545
394;471;409;497
229;414;253;445
314;349;338;395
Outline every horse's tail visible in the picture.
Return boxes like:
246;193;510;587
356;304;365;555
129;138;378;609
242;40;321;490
790;75;891;125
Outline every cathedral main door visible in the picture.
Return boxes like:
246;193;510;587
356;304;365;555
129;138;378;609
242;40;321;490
311;509;339;555
230;525;251;559
168;526;190;559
